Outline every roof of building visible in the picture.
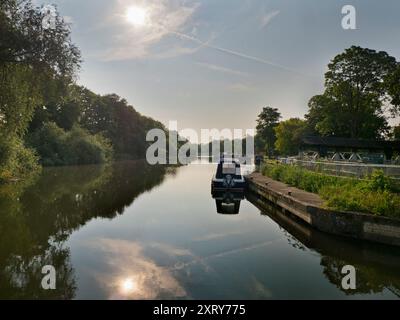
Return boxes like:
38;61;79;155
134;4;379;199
301;136;400;151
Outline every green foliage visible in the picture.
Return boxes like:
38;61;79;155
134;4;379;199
0;0;81;77
305;46;398;139
0;134;40;182
385;64;400;113
255;107;281;156
0;0;81;182
27;123;113;166
392;125;400;140
360;170;400;193
1;1;167;181
28;86;168;161
320;187;400;218
262;164;400;218
0;0;81;136
64;126;113;165
274;118;308;156
78;92;167;160
0;64;42;136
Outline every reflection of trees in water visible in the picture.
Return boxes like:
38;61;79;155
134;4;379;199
288;227;400;297
280;228;307;252
247;194;400;298
0;161;173;299
320;257;400;297
2;245;75;299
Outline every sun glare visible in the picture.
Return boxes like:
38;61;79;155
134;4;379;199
126;6;148;27
121;278;138;294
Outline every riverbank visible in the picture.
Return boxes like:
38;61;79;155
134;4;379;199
262;163;400;218
245;172;400;247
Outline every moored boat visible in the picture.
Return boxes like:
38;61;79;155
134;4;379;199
211;156;247;213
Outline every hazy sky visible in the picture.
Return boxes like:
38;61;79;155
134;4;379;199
36;0;400;133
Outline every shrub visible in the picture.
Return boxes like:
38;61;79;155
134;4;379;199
360;169;400;193
262;163;400;218
26;122;66;166
0;133;41;183
63;126;113;165
27;123;113;166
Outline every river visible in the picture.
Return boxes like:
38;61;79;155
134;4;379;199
0;161;399;299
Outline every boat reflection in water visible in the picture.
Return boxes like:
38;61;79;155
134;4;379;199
213;191;243;214
211;156;247;214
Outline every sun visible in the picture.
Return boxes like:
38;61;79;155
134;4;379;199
126;6;148;27
120;278;138;294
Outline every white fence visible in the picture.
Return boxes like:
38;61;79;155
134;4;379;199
292;160;400;179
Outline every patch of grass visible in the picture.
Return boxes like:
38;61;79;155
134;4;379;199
262;163;400;219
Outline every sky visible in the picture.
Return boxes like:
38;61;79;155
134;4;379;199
35;0;400;134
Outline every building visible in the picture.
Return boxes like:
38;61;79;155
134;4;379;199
299;136;400;164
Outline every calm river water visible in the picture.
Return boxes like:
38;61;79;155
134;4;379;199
0;161;399;299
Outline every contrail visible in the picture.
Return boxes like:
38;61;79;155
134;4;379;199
171;31;316;78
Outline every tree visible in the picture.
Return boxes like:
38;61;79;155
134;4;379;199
1;0;170;176
275;118;308;156
0;0;80;76
255;107;281;156
78;91;167;160
393;125;400;140
1;1;81;133
0;0;80;180
385;64;400;114
27;123;113;166
305;46;398;139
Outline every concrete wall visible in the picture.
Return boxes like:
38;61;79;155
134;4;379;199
246;175;400;247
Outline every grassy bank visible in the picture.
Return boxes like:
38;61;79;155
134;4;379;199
262;163;400;219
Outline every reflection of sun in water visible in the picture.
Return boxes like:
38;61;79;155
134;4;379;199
126;6;148;27
121;278;138;295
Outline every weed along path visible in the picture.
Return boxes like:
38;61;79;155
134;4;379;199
246;172;400;246
0;162;400;299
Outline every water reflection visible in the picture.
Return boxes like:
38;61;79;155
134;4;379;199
212;191;243;215
87;238;186;300
0;161;174;299
0;162;399;299
215;200;241;215
246;193;400;298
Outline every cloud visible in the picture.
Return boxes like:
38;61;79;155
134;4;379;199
100;1;313;78
151;45;201;59
87;238;187;299
196;62;249;77
102;0;200;61
172;29;316;78
260;10;280;29
228;82;253;92
63;15;75;25
192;230;245;241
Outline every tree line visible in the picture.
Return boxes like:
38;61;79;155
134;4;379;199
0;0;166;182
255;46;400;156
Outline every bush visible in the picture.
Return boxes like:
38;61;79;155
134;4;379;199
63;126;113;165
0;133;41;182
27;123;113;166
262;163;400;218
360;170;400;193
